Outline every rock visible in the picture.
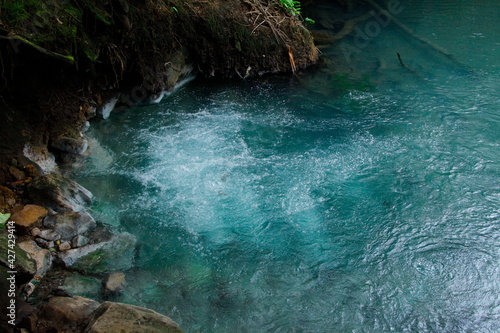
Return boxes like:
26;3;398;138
58;240;72;251
17;240;52;277
97;95;120;119
28;173;93;212
82;121;91;132
43;211;96;240
41;296;100;328
38;229;61;241
31;227;41;237
58;232;136;274
72;234;90;248
59;273;103;300
10;204;48;231
0;185;18;210
84;302;184;333
51;134;89;155
0;233;36;284
23;143;58;174
105;273;126;294
9;165;26;181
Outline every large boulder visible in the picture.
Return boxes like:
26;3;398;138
28;174;93;212
84;302;184;333
57;232;136;274
40;296;100;332
51;134;89;155
43;211;96;240
0;233;36;281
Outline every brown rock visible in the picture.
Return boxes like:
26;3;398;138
0;185;18;211
9;165;26;181
84;302;184;333
11;204;48;231
41;296;100;325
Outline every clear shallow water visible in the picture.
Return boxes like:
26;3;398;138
75;1;500;332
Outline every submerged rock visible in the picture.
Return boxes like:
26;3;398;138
58;232;136;274
105;272;126;294
84;302;183;333
58;273;103;300
29;174;93;212
43;211;96;240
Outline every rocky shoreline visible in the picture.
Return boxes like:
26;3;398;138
0;0;319;331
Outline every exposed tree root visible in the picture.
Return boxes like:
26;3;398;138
0;34;75;65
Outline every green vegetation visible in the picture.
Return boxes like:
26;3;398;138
278;0;315;24
279;0;302;16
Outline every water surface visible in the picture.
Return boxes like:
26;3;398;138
75;1;500;331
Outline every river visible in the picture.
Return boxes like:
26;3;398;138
74;0;500;331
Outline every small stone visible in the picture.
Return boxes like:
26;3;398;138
35;237;48;247
105;273;126;294
31;227;41;237
58;241;72;251
11;204;48;231
47;242;55;249
38;229;61;241
72;234;90;248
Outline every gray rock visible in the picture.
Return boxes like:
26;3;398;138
59;274;103;300
51;135;89;155
23;144;58;174
17;240;52;277
97;95;120;119
72;234;90;248
29;173;93;212
58;232;136;274
84;302;184;333
43;211;96;240
105;272;126;294
38;229;61;241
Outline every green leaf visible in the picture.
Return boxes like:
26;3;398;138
0;213;11;229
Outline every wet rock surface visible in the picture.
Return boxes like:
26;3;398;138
84;302;184;333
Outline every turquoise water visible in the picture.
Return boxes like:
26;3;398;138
75;1;500;332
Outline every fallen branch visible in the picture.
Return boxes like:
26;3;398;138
0;34;75;65
397;52;416;73
363;0;469;69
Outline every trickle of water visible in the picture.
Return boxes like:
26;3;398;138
75;0;500;331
